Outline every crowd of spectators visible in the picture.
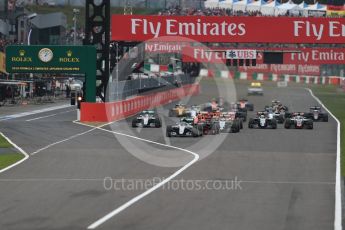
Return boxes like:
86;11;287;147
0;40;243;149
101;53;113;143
159;7;265;16
158;5;344;18
0;38;14;52
64;28;85;45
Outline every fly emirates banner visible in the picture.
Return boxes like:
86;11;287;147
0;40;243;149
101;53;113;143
182;46;345;65
111;15;345;44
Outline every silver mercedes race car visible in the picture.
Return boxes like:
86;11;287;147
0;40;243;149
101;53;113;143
132;110;162;128
166;121;203;137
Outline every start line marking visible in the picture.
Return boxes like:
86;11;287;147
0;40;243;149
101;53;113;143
25;109;76;122
0;104;73;122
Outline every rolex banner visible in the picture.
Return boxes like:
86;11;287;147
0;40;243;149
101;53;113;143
111;15;345;44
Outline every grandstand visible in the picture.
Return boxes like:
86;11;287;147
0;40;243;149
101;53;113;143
204;0;344;17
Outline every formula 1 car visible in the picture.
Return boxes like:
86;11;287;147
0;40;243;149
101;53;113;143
237;99;254;111
180;117;195;125
270;100;289;112
195;113;221;135
185;105;201;118
218;112;242;133
216;97;231;110
264;107;285;123
248;112;277;129
169;104;187;117
248;82;264;96
132;110;162;128
223;112;244;129
202;101;221;113
303;106;328;122
284;113;313;129
166;121;203;137
228;103;247;121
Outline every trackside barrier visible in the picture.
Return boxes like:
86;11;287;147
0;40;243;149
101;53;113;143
80;84;200;122
200;69;343;86
341;78;345;92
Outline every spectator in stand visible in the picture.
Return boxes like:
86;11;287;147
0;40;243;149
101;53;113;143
159;6;343;18
0;38;18;52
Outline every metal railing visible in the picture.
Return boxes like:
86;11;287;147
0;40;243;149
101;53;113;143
106;74;195;101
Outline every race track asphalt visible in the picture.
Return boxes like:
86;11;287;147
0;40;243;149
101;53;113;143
0;78;337;230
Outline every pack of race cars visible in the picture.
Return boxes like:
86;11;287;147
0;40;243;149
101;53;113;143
248;100;328;130
131;98;329;137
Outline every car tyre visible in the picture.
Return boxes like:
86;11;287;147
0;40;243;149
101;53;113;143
284;119;291;129
166;126;172;137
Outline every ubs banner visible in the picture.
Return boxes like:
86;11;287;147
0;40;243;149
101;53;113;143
111;15;345;44
182;46;263;63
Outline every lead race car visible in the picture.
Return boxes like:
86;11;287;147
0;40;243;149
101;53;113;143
166;121;203;137
303;106;328;122
284;112;313;129
132;110;162;128
248;112;277;129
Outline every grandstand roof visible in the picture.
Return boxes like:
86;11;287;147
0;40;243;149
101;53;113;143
31;12;67;29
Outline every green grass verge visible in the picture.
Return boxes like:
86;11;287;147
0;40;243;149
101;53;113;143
0;134;12;148
0;153;25;170
310;85;345;176
25;5;160;28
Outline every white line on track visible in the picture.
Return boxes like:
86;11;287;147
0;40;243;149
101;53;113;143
30;120;121;156
0;132;29;174
30;127;96;156
25;109;76;121
85;125;199;229
306;88;342;230
0;104;73;122
29;117;133;157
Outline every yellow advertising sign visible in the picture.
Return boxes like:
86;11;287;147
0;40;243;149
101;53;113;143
0;52;6;74
326;10;345;16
